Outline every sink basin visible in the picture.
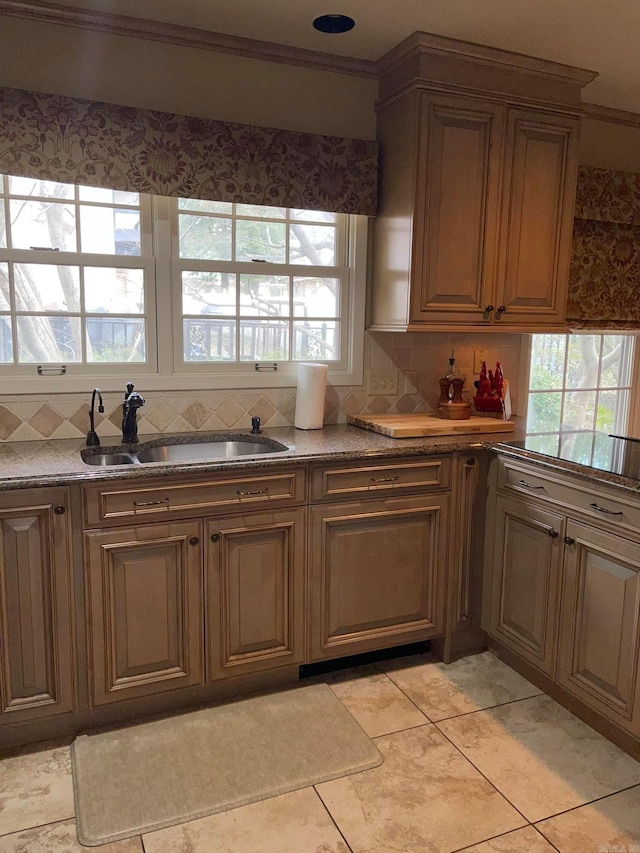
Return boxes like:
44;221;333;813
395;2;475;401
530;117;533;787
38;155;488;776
81;435;288;466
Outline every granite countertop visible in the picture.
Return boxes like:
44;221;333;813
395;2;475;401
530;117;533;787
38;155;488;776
0;423;519;491
4;420;639;494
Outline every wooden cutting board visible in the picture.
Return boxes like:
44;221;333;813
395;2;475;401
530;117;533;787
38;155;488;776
347;413;515;438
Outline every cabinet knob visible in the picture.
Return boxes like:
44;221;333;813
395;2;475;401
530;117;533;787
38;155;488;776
54;505;66;515
564;536;575;545
496;305;506;314
484;304;494;313
210;533;220;542
189;536;199;546
465;458;476;467
548;529;559;538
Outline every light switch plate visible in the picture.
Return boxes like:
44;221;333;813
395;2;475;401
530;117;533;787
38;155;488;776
474;349;487;374
366;368;398;395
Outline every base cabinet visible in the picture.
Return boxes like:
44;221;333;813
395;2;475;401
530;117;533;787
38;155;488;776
206;508;305;680
558;521;640;735
0;488;74;721
85;521;204;706
309;496;448;661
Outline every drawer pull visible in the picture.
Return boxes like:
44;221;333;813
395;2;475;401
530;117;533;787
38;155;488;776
236;488;270;496
370;476;400;484
518;479;544;490
589;502;623;516
548;529;559;538
133;498;170;507
564;536;575;545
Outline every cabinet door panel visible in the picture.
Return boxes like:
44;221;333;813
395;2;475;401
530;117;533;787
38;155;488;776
497;109;578;327
0;489;74;720
411;95;503;325
558;521;640;733
489;496;564;675
309;496;448;660
85;521;203;706
206;509;305;679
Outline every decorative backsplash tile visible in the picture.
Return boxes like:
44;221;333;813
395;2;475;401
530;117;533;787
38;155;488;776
0;332;523;442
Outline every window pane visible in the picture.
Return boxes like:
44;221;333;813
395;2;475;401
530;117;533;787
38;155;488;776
0;202;6;248
84;268;144;314
9;176;74;199
526;391;561;433
566;335;600;389
17;315;82;362
86;317;145;362
179;214;232;260
597;389;629;433
10;200;76;251
289;223;335;265
562;390;596;430
239;320;288;361
79;186;139;205
14;264;80;312
180;198;232;214
239;275;289;316
181;271;236;316
0;316;12;363
600;335;629;388
236;220;285;263
290;209;336;223
529;335;566;390
293;277;338;317
183;318;235;361
293;320;338;360
236;204;285;219
0;262;8;310
80;206;141;255
524;434;560;456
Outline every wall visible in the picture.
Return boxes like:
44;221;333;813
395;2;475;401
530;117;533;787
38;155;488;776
1;17;637;441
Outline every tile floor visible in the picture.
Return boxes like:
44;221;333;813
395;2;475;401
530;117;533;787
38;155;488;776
1;651;640;852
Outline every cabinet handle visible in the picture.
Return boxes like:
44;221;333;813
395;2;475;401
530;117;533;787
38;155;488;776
189;536;199;546
370;476;399;484
210;533;220;542
548;529;559;538
564;536;575;545
236;488;270;496
484;304;494;313
589;502;623;516
496;305;506;314
54;504;66;514
133;498;169;507
518;479;544;490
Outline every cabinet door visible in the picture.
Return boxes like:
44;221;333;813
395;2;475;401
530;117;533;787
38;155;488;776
0;488;74;721
85;521;203;706
206;508;305;680
489;495;564;675
309;495;448;661
558;521;640;735
410;94;503;326
496;108;579;328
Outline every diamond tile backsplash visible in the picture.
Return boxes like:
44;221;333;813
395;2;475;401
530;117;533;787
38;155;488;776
0;332;523;442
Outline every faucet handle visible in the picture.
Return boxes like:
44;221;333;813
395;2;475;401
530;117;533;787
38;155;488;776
251;416;261;434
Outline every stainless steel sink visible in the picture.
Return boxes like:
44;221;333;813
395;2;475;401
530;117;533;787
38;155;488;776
81;435;288;466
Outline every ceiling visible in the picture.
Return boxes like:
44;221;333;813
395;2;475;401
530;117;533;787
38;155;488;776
18;0;640;114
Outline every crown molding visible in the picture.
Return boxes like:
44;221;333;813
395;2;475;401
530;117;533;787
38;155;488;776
582;102;640;129
0;0;377;79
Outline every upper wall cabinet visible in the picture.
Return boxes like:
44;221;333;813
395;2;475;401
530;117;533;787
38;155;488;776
369;33;596;333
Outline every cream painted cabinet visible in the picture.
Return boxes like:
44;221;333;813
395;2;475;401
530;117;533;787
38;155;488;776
0;488;74;721
557;521;640;736
85;520;204;706
370;34;591;333
205;508;305;680
309;494;449;661
488;495;564;676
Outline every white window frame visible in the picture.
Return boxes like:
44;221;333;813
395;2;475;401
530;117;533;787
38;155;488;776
0;183;366;394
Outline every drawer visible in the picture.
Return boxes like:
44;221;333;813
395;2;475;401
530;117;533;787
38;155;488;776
497;455;640;537
311;456;451;502
84;467;306;526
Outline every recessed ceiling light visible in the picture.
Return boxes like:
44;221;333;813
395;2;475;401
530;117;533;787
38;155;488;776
313;14;355;34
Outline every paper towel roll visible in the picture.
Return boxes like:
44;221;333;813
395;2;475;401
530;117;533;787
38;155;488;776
294;363;328;429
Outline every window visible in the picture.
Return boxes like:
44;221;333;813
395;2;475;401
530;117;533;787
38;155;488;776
526;333;637;461
0;176;365;392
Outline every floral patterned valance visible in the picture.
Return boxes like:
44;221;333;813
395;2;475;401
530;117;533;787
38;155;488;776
568;165;640;330
574;165;640;225
0;86;378;216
